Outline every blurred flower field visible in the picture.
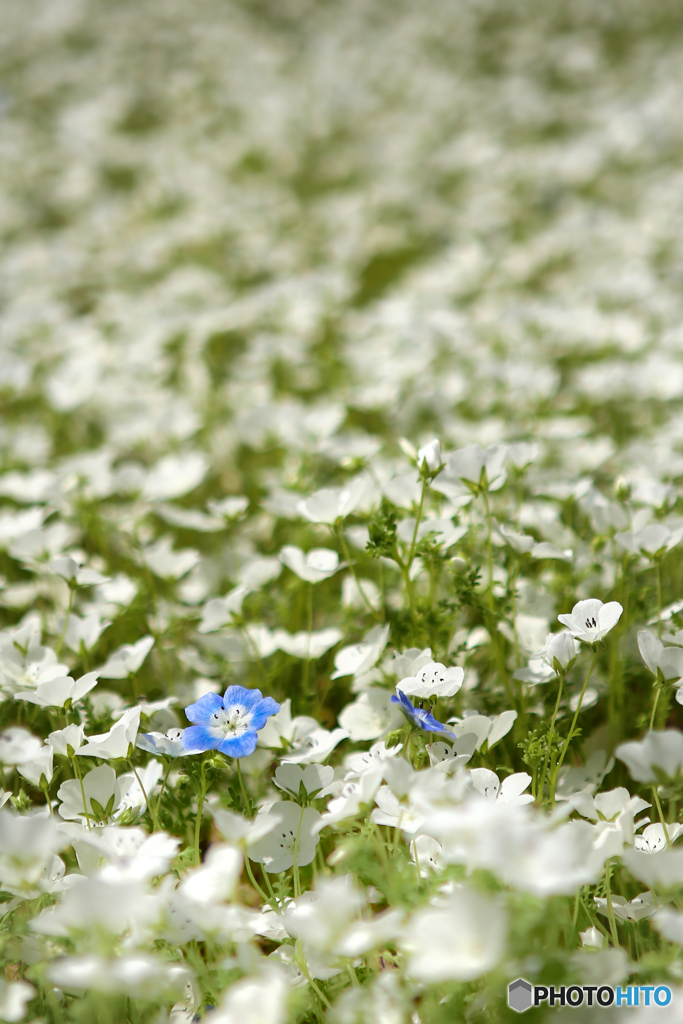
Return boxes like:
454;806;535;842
3;0;683;1021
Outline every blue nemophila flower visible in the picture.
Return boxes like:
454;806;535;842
182;685;280;758
390;690;456;738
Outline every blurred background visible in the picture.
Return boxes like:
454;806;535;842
2;0;683;495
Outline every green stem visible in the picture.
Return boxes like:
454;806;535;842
194;760;207;866
236;759;252;818
71;756;92;830
55;586;75;658
335;526;381;622
156;759;173;816
131;763;161;831
550;649;598;801
650;684;662;731
407;475;428;570
481;489;495;609
245;853;275;909
656;559;663;638
604;860;620;947
302;582;312;697
292;804;305;898
652;786;671;848
538;670;564;804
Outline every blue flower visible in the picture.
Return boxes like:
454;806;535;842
390;689;457;738
182;685;280;759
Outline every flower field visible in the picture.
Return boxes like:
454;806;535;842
3;1;683;1021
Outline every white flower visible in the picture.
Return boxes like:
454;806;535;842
297;477;371;524
426;735;477;771
137;728;187;757
635;822;683;853
283;875;365;951
595;891;658;922
314;773;382;831
396;661;464;699
96;636;154;679
208;966;289;1024
468;768;533;805
248;802;321;873
280;726;348;764
278;545;341;583
579;926;606;949
371;787;424;834
179;844;243;905
616;730;683;783
616;522;683;559
653;908;683;945
0;727;43;765
622;847;683;889
48;556;109;586
62;613;111;653
0;979;35;1023
331;624;390;679
142;452;207;502
450;709;517;751
71;826;181;882
0;807;67;893
338;689;402;741
410;835;443;877
638;630;683;684
57;763;146;822
401;887;507;981
557;599;623;643
276;628;343;659
273;763;335;799
141;537;200;579
417;439;442;472
432;444;507;500
47;723;86;756
14;670;99;709
537;632;581;673
46;953;187;998
17;744;54;787
76;706;141;760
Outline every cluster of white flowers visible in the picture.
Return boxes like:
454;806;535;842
2;1;683;1021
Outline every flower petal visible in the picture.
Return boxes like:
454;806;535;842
182;726;221;754
184;692;224;726
217;731;259;759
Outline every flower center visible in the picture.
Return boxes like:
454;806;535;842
210;705;250;739
584;616;598;629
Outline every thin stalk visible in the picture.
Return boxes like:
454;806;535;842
245;854;275;909
538;670;564;804
296;941;332;1009
650;684;662;731
71;756;92;830
301;582;313;697
194;760;207;866
481;488;495;609
407;475;428;570
131;763;161;830
604;860;620;947
292;803;305;898
55;586;75;658
656;559;663;638
156;759;173;816
652;786;671;848
236;759;252;818
550;649;599;801
335;526;381;621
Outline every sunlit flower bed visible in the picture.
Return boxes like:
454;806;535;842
3;1;683;1021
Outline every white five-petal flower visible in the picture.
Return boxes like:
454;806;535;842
557;599;623;643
